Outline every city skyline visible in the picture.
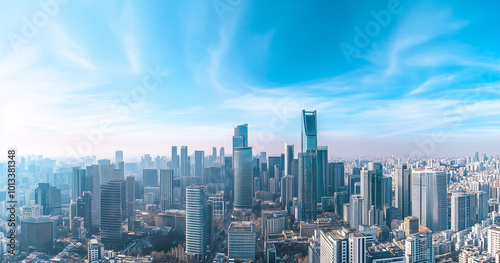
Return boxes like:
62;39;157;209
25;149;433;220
2;1;500;157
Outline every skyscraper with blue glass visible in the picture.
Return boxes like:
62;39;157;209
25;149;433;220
301;110;317;153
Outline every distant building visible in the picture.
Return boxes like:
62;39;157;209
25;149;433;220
35;183;62;216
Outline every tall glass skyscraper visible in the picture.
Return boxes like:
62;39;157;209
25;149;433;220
186;185;208;261
301;110;317;153
180;146;189;176
395;164;412;218
194;151;204;184
284;143;294;176
234;123;248;147
298;150;317;222
100;180;127;250
160;169;174;210
171;146;179;174
234;147;253;209
411;169;448;231
316;146;328;203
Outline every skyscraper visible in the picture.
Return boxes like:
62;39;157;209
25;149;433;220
186;185;208;261
301;110;317;153
451;192;467;231
395;164;412;218
126;176;135;231
171;146;179;174
180;146;188;176
224;156;233;202
194;151;204;184
219;147;225;164
234;147;253;209
72;167;86;201
100;180;127;250
160;169;174;210
86;164;100;228
411;169;448;232
298;150;317;222
143;168;159;187
35;183;62;216
234;124;248;147
227;222;256;260
360;163;384;226
349;195;364;229
115;150;123;164
284;144;294;176
76;191;92;235
317;146;328;203
328;162;345;196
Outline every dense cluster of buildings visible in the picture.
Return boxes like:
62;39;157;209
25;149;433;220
2;110;500;262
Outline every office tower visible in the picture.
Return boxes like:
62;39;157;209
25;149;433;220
320;230;349;263
220;147;225;164
72;168;86;201
360;163;384;226
317;146;328;203
349;195;364;229
349;233;367;263
301;110;317;153
180;146;188;176
234;147;253;209
488;227;500;256
405;230;434;263
411;169;448;231
99;160;119;185
227;222;256;260
333;192;349;216
395;164;411;218
281;175;294;212
100;180;127;250
194;151;204;184
126;176;135;231
35;183;62;216
143;168;158;187
212;147;217;163
234;124;248;147
298;150;317;222
171;146;179;174
88;239;104;262
284;143;294;176
115;150;123;164
86;165;100;228
186;186;208;261
268;156;281;180
76;191;92;234
348;169;361;196
224;156;233;202
328;162;345;196
404;216;419;237
159;169;174;210
20;216;57;252
451;192;467;231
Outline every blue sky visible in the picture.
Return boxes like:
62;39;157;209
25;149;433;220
1;0;500;159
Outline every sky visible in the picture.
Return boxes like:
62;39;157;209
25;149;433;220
1;0;500;159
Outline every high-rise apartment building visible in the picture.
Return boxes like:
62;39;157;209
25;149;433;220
186;185;208;261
